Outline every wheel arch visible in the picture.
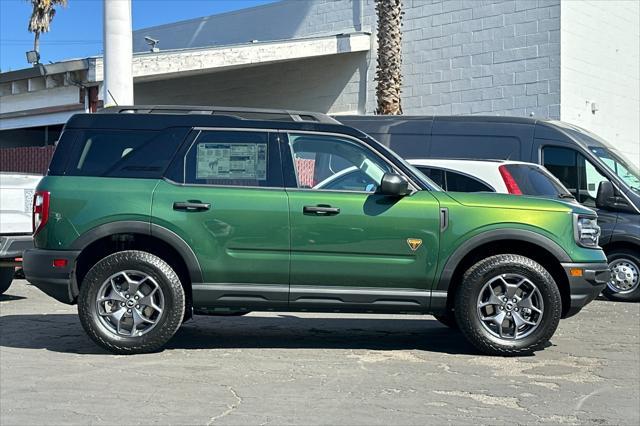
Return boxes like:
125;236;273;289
433;229;573;318
70;221;202;318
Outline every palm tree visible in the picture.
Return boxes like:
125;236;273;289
375;0;403;115
27;0;68;58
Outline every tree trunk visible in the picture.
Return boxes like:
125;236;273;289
33;31;40;54
375;0;403;115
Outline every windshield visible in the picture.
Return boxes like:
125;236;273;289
551;121;640;194
589;146;640;193
359;134;443;191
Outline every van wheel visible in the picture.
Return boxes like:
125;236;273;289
0;267;14;295
78;250;185;354
602;249;640;302
455;254;561;356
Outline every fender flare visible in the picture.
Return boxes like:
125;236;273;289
434;228;571;294
70;220;204;284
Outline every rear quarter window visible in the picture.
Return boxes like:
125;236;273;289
64;128;188;178
504;164;568;197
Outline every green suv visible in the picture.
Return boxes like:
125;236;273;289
23;106;610;356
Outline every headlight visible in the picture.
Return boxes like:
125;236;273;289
573;214;601;248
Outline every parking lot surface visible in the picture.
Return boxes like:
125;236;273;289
1;280;639;425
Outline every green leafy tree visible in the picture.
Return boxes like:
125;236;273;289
27;0;68;57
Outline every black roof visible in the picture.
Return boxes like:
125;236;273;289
336;114;547;125
65;110;367;139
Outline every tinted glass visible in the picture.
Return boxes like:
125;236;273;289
287;133;391;192
503;164;571;197
445;171;493;192
66;129;187;178
416;167;445;189
543;146;610;207
183;130;281;187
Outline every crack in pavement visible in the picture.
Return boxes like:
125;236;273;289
207;386;242;425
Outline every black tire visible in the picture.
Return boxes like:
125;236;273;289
78;250;185;354
454;254;562;356
602;249;640;302
0;267;14;295
434;311;458;329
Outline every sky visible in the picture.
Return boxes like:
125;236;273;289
0;0;277;72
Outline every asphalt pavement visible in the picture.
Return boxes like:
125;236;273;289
1;280;639;425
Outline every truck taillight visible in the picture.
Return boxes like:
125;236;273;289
498;165;522;195
33;191;50;236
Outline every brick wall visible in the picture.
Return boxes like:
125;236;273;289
0;146;54;175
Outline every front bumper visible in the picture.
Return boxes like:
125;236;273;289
23;248;80;304
561;262;610;318
0;235;33;261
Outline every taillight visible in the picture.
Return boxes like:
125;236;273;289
498;165;522;195
33;191;50;236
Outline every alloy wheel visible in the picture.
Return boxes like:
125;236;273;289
95;270;165;337
476;273;544;340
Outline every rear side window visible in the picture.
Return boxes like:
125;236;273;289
502;164;570;197
179;130;282;188
65;128;188;178
445;171;493;192
417;167;445;188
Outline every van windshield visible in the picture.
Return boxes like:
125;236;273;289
550;121;640;194
589;146;640;193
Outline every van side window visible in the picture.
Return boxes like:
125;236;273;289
542;146;609;207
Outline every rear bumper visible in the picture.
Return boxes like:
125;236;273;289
23;248;80;304
0;235;33;261
561;262;610;318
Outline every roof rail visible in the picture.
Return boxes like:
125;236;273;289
98;105;340;124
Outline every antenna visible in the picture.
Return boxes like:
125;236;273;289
107;89;119;106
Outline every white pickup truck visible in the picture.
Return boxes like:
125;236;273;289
0;173;42;294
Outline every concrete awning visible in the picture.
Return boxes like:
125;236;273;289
0;32;370;130
88;32;371;83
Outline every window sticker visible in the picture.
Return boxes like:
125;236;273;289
196;143;267;180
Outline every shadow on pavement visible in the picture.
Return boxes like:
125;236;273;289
0;294;27;302
0;313;478;356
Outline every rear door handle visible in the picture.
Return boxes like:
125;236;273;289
303;205;340;216
173;201;211;212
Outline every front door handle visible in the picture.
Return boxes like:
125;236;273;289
173;201;211;212
303;205;340;216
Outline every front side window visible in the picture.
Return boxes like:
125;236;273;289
287;133;392;192
181;130;281;187
543;146;609;207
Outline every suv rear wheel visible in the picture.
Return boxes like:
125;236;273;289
455;254;561;356
602;249;640;302
78;250;185;354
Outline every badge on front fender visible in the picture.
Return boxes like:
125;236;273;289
406;238;422;251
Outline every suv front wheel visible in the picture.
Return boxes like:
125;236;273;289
78;250;185;354
455;254;562;356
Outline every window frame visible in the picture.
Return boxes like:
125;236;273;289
163;127;284;189
278;130;419;194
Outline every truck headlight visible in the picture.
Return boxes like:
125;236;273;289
573;214;600;248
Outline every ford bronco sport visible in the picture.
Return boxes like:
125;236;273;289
23;106;610;356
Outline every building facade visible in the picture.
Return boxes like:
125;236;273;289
1;0;638;170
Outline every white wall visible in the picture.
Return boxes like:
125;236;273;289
561;0;640;167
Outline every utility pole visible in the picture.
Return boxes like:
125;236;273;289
103;0;133;106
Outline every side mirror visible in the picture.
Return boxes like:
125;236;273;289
378;173;411;196
596;181;614;209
